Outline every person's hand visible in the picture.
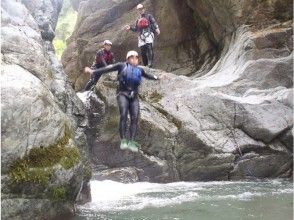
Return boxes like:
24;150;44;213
158;73;167;80
155;28;160;35
84;67;93;75
124;25;131;30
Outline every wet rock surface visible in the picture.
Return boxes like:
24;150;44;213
1;0;91;219
76;22;293;183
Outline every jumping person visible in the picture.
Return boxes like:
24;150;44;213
84;40;115;91
84;51;164;152
124;4;160;68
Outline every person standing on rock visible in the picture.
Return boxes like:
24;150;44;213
124;4;160;68
84;51;164;152
84;40;115;91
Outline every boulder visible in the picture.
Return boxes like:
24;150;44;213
1;65;71;173
1;0;91;219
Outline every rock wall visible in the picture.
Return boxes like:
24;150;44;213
68;0;293;182
63;0;292;91
1;0;91;219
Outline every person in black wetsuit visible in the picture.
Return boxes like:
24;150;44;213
84;40;115;91
84;50;164;152
124;4;160;68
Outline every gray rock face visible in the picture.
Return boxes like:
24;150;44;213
63;0;293;91
1;198;74;220
64;0;292;183
76;22;293;182
77;91;172;182
1;65;71;173
70;0;82;11
1;0;90;219
92;167;148;183
21;0;62;41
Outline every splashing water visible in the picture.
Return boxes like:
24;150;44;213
75;179;293;220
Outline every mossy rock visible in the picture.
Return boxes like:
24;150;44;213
82;165;92;182
8;124;80;188
47;185;71;202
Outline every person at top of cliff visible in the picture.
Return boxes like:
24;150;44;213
84;40;115;91
124;4;160;68
84;50;165;152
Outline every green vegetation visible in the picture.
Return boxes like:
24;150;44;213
53;39;67;60
47;185;71;202
83;165;92;182
8;124;80;186
53;0;77;59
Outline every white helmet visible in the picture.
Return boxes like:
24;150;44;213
126;50;139;59
103;40;112;45
136;4;144;10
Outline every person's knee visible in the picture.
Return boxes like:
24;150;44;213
130;111;139;122
130;115;138;123
119;112;128;122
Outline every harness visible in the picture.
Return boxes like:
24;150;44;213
137;14;154;42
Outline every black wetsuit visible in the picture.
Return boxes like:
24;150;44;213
85;49;115;91
90;62;158;140
130;13;159;67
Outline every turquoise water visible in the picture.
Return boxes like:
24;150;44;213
75;179;293;220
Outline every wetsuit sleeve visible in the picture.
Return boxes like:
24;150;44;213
91;62;124;76
148;14;159;30
141;68;159;80
130;20;138;32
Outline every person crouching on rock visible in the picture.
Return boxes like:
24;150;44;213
84;40;115;91
124;4;160;68
84;51;165;152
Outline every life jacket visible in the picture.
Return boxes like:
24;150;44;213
120;63;142;88
137;17;150;30
95;49;113;65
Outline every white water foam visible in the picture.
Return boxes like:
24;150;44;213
77;180;293;212
81;181;201;211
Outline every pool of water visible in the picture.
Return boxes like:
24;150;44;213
74;179;293;220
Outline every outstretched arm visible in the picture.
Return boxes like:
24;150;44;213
130;22;138;32
125;20;138;32
141;68;159;80
90;62;124;75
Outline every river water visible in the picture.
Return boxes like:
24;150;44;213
74;179;293;220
